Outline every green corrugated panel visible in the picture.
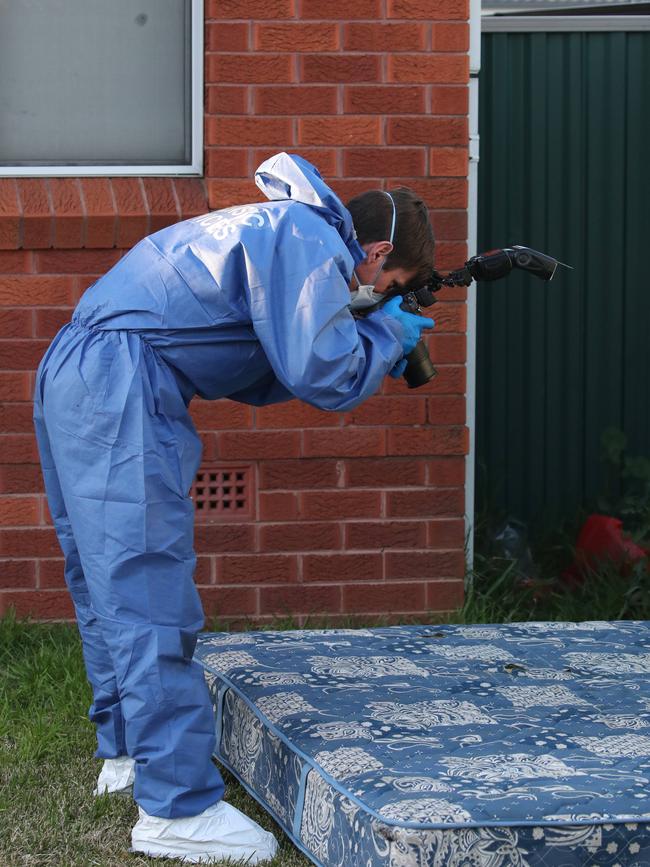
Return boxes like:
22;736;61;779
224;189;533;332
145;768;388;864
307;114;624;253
476;30;650;531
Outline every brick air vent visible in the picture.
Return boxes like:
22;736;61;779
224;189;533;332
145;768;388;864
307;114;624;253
191;465;252;521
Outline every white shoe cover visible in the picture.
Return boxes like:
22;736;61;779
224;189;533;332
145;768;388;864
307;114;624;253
93;756;136;796
131;800;278;864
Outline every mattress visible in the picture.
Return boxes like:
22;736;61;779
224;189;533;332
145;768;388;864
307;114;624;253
195;621;650;866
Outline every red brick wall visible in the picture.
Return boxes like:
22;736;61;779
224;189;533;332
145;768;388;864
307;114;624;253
0;0;469;625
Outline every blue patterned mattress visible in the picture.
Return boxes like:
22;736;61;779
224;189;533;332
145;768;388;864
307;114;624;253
195;621;650;866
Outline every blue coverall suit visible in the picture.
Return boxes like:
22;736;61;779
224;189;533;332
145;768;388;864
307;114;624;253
33;154;404;818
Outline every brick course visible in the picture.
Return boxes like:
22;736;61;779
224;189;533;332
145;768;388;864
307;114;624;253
0;1;469;624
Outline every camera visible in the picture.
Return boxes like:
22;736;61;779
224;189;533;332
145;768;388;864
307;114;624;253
385;246;566;389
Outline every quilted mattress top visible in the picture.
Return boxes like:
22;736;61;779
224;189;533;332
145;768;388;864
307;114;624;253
195;620;650;830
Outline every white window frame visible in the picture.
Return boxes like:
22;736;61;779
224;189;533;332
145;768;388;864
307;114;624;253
4;0;204;177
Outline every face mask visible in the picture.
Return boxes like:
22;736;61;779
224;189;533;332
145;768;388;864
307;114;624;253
349;284;385;310
349;191;397;311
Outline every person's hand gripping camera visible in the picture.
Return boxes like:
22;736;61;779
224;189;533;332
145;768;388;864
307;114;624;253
382;296;435;380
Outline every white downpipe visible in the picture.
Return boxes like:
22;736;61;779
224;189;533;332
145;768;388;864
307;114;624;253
465;0;481;576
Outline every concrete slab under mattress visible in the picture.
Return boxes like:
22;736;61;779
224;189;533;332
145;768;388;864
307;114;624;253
195;621;650;866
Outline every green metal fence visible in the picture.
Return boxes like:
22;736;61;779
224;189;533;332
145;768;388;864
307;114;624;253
476;28;650;531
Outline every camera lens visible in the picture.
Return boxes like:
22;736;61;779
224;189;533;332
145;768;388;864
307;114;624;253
404;341;437;388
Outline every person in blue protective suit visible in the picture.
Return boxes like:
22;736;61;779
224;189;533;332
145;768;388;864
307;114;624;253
32;153;435;863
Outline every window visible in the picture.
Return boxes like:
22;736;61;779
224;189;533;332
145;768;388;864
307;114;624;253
0;0;203;175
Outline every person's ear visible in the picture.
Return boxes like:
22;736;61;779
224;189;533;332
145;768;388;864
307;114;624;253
363;240;394;264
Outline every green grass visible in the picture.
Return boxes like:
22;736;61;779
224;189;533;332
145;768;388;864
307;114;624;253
466;525;650;624
2;554;648;866
0;611;315;867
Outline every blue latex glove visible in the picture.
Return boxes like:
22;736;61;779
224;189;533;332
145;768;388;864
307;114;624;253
389;358;408;379
383;295;435;356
